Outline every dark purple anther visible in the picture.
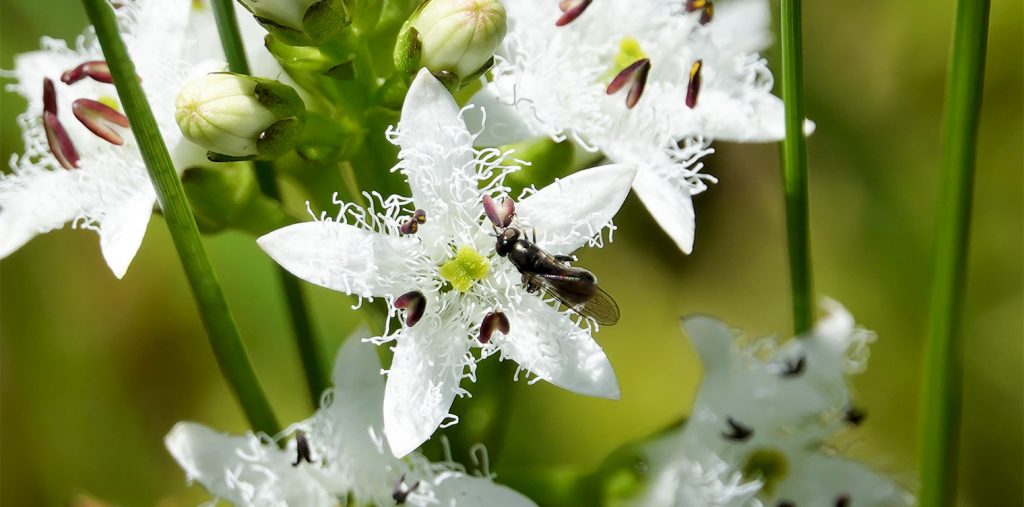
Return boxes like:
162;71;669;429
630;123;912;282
399;219;419;235
478;311;510;343
291;430;313;466
73;99;130;145
699;2;714;24
722;416;753;442
686;60;702;109
413;209;427;224
835;494;850;507
607;58;651;109
684;0;707;12
43;77;58;116
394;291;426;327
392;474;420;504
555;0;592;26
61;61;114;85
483;195;515;228
44;112;80;170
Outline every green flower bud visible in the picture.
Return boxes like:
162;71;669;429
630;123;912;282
182;163;293;235
238;0;350;46
394;0;507;88
175;72;306;161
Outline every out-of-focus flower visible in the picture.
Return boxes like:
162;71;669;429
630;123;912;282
0;0;279;277
468;0;813;254
175;72;306;160
166;335;538;507
258;69;634;457
395;0;508;88
614;300;914;507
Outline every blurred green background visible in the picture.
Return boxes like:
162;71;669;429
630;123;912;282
1;0;1021;505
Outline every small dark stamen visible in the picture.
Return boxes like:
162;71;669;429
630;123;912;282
699;2;714;24
394;291;427;327
684;0;708;12
399;219;418;235
685;60;703;109
483;195;515;228
780;354;806;377
61;61;114;85
292;430;313;466
835;494;850;507
73;99;130;145
413;209;427;224
479;311;511;343
43;77;58;115
722;416;753;442
844;406;867;426
555;0;592;26
777;501;796;507
607;58;651;109
392;474;421;504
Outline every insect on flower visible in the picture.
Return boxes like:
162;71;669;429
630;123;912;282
484;195;620;326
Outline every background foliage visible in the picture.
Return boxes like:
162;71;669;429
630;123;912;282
1;0;1021;504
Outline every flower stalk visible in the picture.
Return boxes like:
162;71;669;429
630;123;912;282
211;0;328;406
779;0;814;335
918;0;990;505
79;0;280;435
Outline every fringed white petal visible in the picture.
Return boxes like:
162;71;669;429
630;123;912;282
428;472;539;507
770;454;914;507
97;191;155;278
631;164;696;254
496;294;620;399
464;86;536;147
383;323;473;457
257;221;420;299
516;164;636;255
164;422;334;507
395;70;481;236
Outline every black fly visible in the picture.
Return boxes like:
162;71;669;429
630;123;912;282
485;196;620;326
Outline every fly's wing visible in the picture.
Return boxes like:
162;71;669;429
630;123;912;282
523;272;621;326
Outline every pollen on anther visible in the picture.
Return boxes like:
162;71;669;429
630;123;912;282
686;60;703;109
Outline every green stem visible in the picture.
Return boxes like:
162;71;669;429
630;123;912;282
918;0;990;505
210;0;251;75
779;0;814;335
212;0;329;407
81;0;280;435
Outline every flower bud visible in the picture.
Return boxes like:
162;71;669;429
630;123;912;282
182;163;292;234
394;0;507;89
175;72;306;161
238;0;350;46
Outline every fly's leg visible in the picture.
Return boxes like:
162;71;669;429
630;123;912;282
531;228;537;243
554;254;578;265
522;273;541;293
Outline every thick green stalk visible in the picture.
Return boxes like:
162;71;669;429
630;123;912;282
779;0;814;335
211;0;329;406
918;0;990;504
80;0;280;435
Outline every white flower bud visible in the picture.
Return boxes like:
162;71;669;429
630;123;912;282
175;72;305;160
395;0;507;87
237;0;350;46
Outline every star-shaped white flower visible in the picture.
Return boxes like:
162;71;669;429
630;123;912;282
0;0;275;278
259;69;636;457
166;335;538;507
625;300;914;506
466;0;811;254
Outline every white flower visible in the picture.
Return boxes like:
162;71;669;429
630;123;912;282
166;335;538;507
0;0;272;278
258;69;635;457
466;0;812;254
627;300;914;506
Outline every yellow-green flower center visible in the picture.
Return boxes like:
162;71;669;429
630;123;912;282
439;245;490;292
603;37;648;83
742;448;789;495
